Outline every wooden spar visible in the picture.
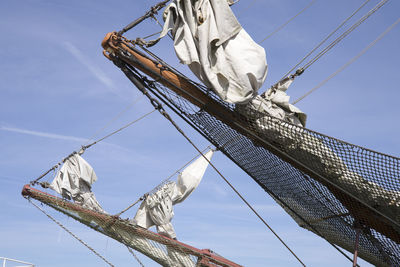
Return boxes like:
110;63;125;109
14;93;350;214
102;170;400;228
101;32;400;245
22;185;243;267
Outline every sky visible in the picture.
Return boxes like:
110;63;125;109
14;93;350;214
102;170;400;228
0;0;399;266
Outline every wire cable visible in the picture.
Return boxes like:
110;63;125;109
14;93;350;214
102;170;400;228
301;0;389;73
281;0;372;80
293;16;400;104
260;0;317;43
28;198;115;267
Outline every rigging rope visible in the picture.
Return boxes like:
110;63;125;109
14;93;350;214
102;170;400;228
260;0;317;43
274;0;388;87
114;61;307;266
126;246;145;267
30;109;156;186
114;145;213;217
281;0;372;80
27;198;115;267
236;0;258;17
83;95;144;147
82;109;156;150
300;0;389;73
292;16;400;104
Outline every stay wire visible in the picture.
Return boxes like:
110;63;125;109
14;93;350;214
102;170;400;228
83;109;156;150
292;16;400;104
301;0;389;73
126;246;145;267
260;0;317;43
236;0;258;17
83;95;144;147
281;0;372;80
27;198;115;267
115;145;212;217
30;109;156;186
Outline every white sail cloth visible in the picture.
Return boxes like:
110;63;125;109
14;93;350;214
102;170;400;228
133;150;214;239
159;0;268;104
237;77;307;127
50;154;105;213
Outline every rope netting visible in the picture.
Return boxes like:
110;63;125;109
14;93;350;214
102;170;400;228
104;40;400;266
22;185;242;267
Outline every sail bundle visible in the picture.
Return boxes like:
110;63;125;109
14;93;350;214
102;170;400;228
133;150;214;239
156;0;268;104
50;153;105;213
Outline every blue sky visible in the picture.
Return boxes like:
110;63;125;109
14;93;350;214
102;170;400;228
1;0;399;266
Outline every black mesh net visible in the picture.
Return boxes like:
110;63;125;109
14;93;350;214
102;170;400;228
112;44;400;266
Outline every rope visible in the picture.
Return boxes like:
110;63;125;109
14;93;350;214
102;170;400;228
27;198;115;267
260;0;317;43
82;109;156;150
30;109;156;185
83;95;143;146
114;197;144;218
236;0;258;17
301;0;389;72
292;16;400;104
281;0;372;80
116;65;307;266
114;145;213;217
126;246;145;267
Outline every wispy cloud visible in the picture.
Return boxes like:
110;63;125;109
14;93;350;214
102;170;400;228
62;41;115;90
0;126;88;143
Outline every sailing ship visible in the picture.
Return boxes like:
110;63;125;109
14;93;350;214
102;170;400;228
20;0;399;266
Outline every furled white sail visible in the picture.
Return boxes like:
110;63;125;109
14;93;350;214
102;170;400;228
133;150;214;239
50;154;105;213
237;77;307;128
159;0;267;104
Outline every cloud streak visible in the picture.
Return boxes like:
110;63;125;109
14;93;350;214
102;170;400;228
62;41;115;90
1;126;88;143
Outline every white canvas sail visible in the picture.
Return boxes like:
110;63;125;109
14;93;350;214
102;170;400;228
134;150;214;239
158;0;268;104
50;154;105;213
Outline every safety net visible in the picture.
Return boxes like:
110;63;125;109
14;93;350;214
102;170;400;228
21;185;242;267
101;34;400;266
